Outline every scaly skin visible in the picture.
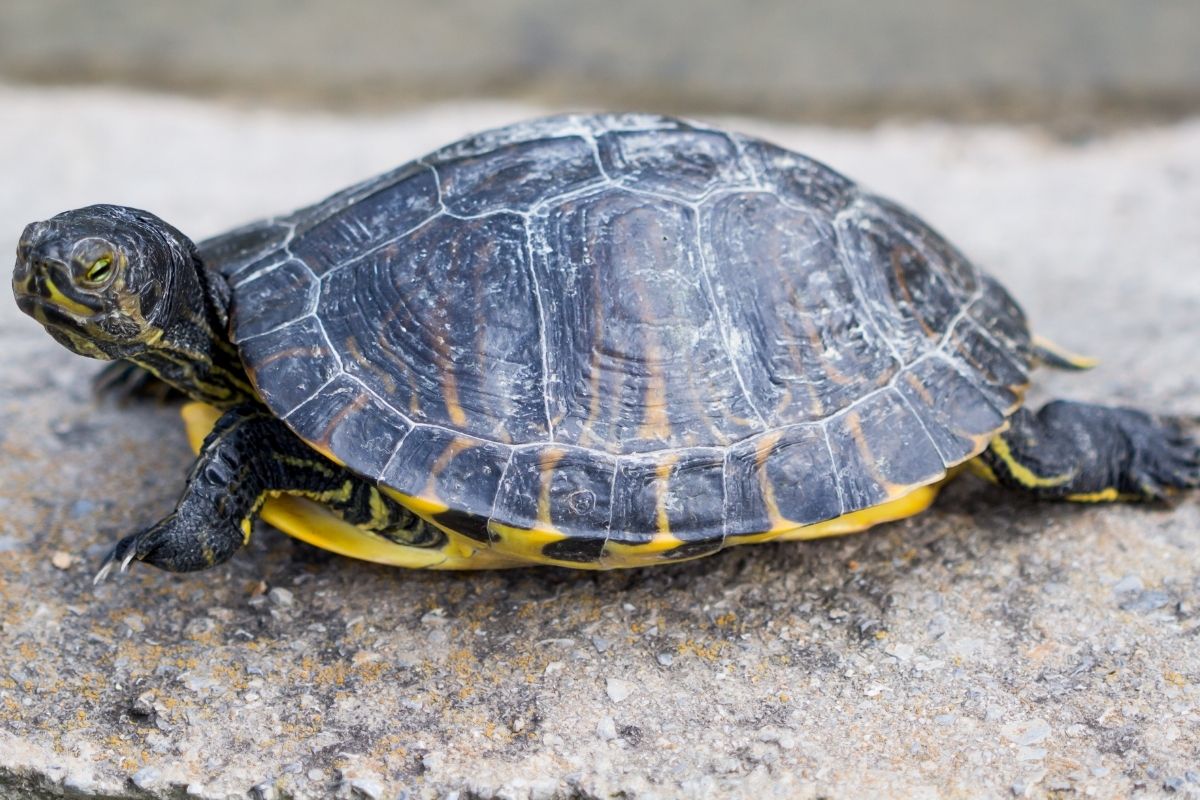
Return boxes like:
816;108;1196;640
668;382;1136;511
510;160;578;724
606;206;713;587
94;404;436;579
980;401;1200;502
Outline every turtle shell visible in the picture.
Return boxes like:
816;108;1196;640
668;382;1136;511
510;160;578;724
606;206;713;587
208;114;1032;565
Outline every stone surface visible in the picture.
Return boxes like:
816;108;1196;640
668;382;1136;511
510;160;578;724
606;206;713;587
0;85;1199;798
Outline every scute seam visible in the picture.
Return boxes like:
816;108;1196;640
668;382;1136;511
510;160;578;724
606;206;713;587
892;383;956;470
519;214;556;441
831;194;909;374
486;449;516;543
819;421;848;518
694;199;769;429
316;168;442;280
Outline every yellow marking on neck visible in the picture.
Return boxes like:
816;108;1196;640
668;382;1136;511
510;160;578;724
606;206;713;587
43;315;107;358
989;435;1076;488
274;453;336;478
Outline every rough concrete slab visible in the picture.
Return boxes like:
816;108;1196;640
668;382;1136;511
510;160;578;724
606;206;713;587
0;85;1198;799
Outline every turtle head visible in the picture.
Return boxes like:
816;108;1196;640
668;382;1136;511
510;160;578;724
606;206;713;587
12;204;195;360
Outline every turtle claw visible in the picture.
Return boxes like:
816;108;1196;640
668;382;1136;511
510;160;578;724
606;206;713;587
94;512;245;578
1127;414;1200;501
93;517;180;584
93;529;150;585
92;560;115;586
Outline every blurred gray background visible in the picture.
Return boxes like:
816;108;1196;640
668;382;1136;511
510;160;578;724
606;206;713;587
2;0;1199;128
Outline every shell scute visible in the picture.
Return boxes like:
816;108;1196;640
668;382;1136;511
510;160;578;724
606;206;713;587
737;138;855;217
289;162;440;276
836;197;968;363
378;426;509;542
895;356;1007;465
316;211;547;443
606;449;727;559
239;316;340;414
490;445;617;560
285;373;411;479
825;388;946;511
531;188;761;453
700;190;901;426
431;135;603;216
596;128;753;200
230;259;318;342
724;425;843;538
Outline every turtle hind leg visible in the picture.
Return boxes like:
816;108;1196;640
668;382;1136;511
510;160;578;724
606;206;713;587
976;400;1200;503
95;403;418;580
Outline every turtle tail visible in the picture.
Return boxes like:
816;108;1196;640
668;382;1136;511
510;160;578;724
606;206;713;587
1031;335;1099;371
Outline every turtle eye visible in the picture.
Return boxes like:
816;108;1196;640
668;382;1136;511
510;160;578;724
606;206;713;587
83;255;113;285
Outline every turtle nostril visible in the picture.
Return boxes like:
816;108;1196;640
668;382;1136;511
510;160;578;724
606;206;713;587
14;258;54;295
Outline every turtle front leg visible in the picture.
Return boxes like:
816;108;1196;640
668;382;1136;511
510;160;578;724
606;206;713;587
95;403;418;580
975;400;1200;502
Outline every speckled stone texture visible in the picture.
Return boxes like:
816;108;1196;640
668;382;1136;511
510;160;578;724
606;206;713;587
0;86;1198;799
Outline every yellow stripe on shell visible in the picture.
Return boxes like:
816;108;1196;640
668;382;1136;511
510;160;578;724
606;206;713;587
654;454;677;535
489;520;576;564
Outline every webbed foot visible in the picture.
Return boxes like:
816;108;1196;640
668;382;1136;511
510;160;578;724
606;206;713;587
982;400;1200;504
1122;412;1200;501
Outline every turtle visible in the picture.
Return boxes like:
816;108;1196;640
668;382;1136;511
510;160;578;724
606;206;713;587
11;113;1200;580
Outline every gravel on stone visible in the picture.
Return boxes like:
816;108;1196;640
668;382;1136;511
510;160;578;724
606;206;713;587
0;85;1198;799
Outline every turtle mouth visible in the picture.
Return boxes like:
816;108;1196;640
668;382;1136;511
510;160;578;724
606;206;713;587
14;288;120;360
12;263;105;323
